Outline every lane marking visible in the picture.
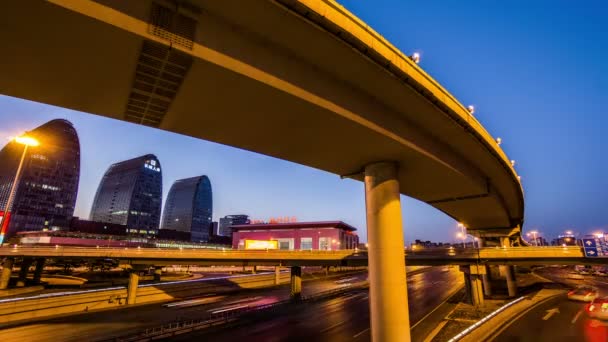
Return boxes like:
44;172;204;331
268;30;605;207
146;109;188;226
571;309;583;324
353;327;369;338
320;320;347;333
542;308;560;320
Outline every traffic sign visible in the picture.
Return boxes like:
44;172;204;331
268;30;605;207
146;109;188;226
583;238;608;258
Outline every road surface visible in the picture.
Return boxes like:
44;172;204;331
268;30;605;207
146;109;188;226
495;266;608;342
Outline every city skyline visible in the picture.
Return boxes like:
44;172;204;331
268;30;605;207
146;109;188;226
0;0;606;243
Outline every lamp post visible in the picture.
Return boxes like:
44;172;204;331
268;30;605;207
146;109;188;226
0;135;39;245
458;223;467;248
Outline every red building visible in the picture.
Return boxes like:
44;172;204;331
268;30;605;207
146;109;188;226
231;221;359;250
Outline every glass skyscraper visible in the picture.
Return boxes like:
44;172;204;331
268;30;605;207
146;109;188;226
219;214;250;237
0;119;80;239
161;175;212;242
90;154;162;233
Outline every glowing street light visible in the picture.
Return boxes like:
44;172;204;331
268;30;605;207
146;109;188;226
467;105;475;115
0;135;40;244
496;137;502;146
526;230;539;246
410;52;421;64
511;160;516;167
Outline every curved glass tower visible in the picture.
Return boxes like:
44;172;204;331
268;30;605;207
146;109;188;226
90;154;162;233
0;119;80;238
161;175;212;242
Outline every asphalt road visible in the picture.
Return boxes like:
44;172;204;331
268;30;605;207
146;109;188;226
168;266;464;341
0;271;370;341
494;266;608;342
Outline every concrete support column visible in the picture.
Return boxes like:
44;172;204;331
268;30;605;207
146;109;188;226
460;265;485;306
274;266;281;285
482;265;492;297
500;237;510;247
17;258;33;286
33;258;45;283
153;267;162;282
290;266;302;300
0;258;15;290
364;162;410;342
252;265;257;274
127;271;140;305
325;266;329;276
505;265;517;297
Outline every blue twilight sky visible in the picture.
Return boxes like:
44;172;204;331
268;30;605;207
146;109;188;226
0;0;606;243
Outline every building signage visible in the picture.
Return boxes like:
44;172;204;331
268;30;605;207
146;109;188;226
144;160;160;172
0;211;11;244
583;238;608;257
245;239;279;250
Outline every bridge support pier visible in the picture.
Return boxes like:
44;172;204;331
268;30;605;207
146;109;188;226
252;265;257;274
505;265;517;297
482;265;492;297
275;266;281;285
364;162;410;342
460;265;485;306
33;258;45;283
290;266;302;300
17;258;33;287
153;267;162;282
127;271;139;305
0;258;14;290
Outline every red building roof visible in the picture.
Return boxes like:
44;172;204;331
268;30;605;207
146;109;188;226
231;220;358;232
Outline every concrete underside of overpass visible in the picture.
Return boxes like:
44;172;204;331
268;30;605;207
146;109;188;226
0;0;523;232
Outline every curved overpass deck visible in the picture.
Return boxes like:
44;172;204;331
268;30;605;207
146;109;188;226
0;0;523;232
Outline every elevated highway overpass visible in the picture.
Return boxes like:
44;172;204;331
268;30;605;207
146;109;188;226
0;246;597;267
0;1;525;340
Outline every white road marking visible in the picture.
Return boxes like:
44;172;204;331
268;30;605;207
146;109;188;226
353;327;370;338
542;308;560;320
571;309;583;324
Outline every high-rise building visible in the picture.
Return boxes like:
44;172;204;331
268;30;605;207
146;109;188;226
161;175;212;242
90;154;162;234
0;119;80;240
218;214;249;237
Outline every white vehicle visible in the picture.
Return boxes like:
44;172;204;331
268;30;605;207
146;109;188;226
568;286;599;302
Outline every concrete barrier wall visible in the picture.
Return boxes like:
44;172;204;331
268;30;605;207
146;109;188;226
0;273;290;325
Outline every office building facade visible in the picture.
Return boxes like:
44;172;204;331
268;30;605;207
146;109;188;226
0;119;80;240
232;221;359;250
161;175;212;242
218;214;249;237
90;154;162;233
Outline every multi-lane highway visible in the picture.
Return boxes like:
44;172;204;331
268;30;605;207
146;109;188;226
494;266;608;342
167;266;463;341
0;266;462;341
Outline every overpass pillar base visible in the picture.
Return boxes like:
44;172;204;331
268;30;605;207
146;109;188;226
127;271;140;305
252;265;257;274
0;258;15;289
460;265;485;306
153;267;162;282
275;266;281;285
505;265;517;297
16;258;33;287
482;265;492;297
364;162;410;342
33;258;45;283
290;266;302;300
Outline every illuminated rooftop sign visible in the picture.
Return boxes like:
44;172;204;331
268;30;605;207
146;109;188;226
245;239;278;250
144;160;160;172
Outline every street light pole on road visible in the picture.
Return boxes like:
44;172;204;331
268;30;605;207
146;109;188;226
0;135;39;245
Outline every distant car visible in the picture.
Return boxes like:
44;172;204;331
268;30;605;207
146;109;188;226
587;297;608;320
594;270;608;277
568;286;599;302
578;269;591;275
